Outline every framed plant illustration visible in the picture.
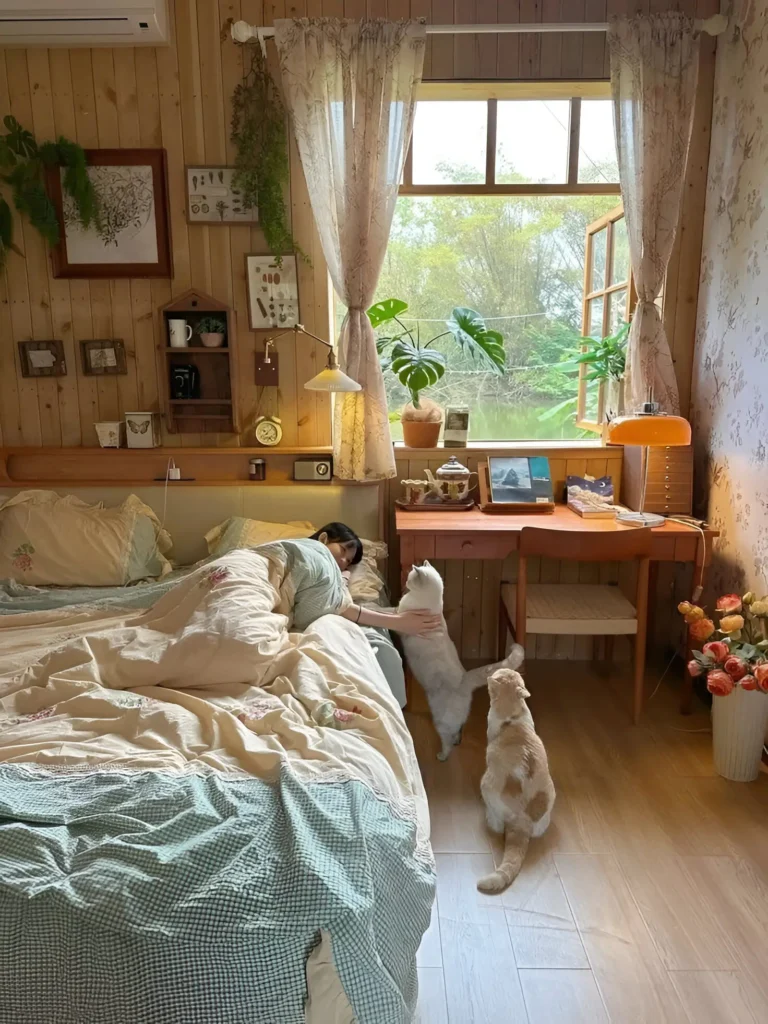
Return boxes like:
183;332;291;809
46;149;172;279
185;166;259;224
246;254;299;330
80;339;127;376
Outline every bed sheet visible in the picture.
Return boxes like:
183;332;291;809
0;549;433;1023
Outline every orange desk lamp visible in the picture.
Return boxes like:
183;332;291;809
606;396;692;524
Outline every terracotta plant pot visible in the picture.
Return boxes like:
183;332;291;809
199;332;225;348
402;419;441;448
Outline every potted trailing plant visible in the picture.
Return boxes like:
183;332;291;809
0;116;100;268
231;41;306;264
195;316;227;349
367;298;505;448
680;591;768;781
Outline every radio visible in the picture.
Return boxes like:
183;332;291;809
293;457;333;482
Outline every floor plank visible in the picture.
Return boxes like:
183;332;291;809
416;896;442;968
435;853;528;1023
519;969;609;1024
501;846;589;969
415;968;448;1024
669;971;761;1024
555;853;688;1023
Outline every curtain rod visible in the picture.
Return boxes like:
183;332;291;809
231;14;726;44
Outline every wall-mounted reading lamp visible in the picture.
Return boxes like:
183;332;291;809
262;324;361;393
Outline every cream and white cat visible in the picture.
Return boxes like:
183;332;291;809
477;668;555;894
398;562;524;760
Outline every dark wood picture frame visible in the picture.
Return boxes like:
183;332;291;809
18;340;67;378
80;339;128;376
46;149;173;279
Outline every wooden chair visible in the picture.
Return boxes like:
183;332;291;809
499;527;653;724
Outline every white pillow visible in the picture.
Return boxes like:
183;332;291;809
0;490;172;586
205;517;317;557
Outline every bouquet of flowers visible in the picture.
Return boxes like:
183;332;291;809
679;592;768;696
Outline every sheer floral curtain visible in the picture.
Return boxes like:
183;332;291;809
275;18;426;480
608;12;700;414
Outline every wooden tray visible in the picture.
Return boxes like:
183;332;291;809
478;461;555;514
395;498;475;512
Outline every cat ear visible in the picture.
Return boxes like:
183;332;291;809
422;559;431;569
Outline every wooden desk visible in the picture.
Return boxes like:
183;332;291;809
396;505;713;580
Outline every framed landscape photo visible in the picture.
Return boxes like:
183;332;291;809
47;149;172;279
478;457;555;514
246;254;299;330
80;339;127;376
185;166;259;224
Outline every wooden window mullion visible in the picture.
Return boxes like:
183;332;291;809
486;98;497;187
567;97;581;186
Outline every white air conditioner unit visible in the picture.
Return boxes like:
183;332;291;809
0;0;169;46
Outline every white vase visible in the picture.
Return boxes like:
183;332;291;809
711;687;768;782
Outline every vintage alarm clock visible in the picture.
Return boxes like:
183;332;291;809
254;414;283;447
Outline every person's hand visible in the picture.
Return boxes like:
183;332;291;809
394;610;443;637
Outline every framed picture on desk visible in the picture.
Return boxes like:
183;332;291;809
479;458;555;514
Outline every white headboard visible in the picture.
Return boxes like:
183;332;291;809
0;484;383;566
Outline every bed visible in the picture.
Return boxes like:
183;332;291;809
0;487;432;1024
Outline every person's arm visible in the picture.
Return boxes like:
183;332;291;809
340;604;442;637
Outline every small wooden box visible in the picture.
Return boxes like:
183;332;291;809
621;444;693;516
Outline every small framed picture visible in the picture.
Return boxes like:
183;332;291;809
80;339;127;376
185;166;259;224
488;457;554;504
18;340;66;378
246;254;299;330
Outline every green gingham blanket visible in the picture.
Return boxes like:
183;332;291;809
0;549;433;1023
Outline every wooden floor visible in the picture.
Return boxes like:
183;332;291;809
406;661;768;1024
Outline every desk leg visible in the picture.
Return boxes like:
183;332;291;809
646;561;659;656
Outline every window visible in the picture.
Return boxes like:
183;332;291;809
374;87;627;441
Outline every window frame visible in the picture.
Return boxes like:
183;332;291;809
401;81;620;198
576;205;635;432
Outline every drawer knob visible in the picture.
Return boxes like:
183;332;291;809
461;540;473;551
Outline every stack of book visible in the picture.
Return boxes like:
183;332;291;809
566;475;626;519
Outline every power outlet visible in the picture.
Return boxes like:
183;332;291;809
255;351;279;386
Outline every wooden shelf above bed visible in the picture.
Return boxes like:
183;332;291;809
0;446;334;488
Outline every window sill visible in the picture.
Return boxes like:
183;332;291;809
392;439;608;455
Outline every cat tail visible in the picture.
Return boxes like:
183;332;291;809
463;644;526;693
476;825;530;894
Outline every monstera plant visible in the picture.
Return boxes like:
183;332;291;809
367;298;505;447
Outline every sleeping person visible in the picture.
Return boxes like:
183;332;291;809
259;522;441;637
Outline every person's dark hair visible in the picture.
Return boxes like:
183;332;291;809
310;522;363;565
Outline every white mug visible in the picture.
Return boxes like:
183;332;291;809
168;319;192;348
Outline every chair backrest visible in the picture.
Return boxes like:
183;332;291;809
519;525;653;562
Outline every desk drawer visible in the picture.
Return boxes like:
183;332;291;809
435;533;511;560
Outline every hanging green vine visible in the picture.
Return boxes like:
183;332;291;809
231;41;308;264
0;116;101;269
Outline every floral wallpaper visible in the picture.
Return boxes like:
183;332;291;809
691;0;768;596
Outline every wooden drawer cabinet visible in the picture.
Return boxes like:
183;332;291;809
435;533;513;560
622;444;693;516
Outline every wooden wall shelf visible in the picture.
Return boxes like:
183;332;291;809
0;446;334;488
158;289;240;434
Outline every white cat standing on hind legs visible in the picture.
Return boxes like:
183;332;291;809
398;562;524;761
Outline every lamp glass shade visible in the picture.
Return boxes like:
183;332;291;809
304;366;362;392
606;413;691;446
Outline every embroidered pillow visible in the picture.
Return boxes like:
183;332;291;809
205;517;317;557
0;490;172;586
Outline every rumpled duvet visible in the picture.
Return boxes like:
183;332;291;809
0;548;434;1024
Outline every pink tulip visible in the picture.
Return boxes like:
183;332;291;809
707;670;734;697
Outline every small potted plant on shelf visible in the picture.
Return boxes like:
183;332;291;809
680;591;768;782
367;298;505;448
195;316;227;349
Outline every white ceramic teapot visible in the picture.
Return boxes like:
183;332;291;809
434;455;477;501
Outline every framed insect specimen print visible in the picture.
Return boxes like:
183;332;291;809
185;166;259;224
246;254;299;330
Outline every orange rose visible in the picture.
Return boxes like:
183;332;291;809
741;675;758;691
716;594;742;614
724;656;748;681
702;640;729;662
754;663;768;693
689;618;715;642
707;670;734;696
720;614;745;633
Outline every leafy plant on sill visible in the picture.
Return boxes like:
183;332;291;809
0;116;101;269
231;41;307;265
195;316;227;335
367;298;505;416
538;321;630;425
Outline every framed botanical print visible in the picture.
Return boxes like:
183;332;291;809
246;254;299;330
80;339;127;376
47;149;173;279
185;166;259;224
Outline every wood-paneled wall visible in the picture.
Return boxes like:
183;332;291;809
0;0;716;451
